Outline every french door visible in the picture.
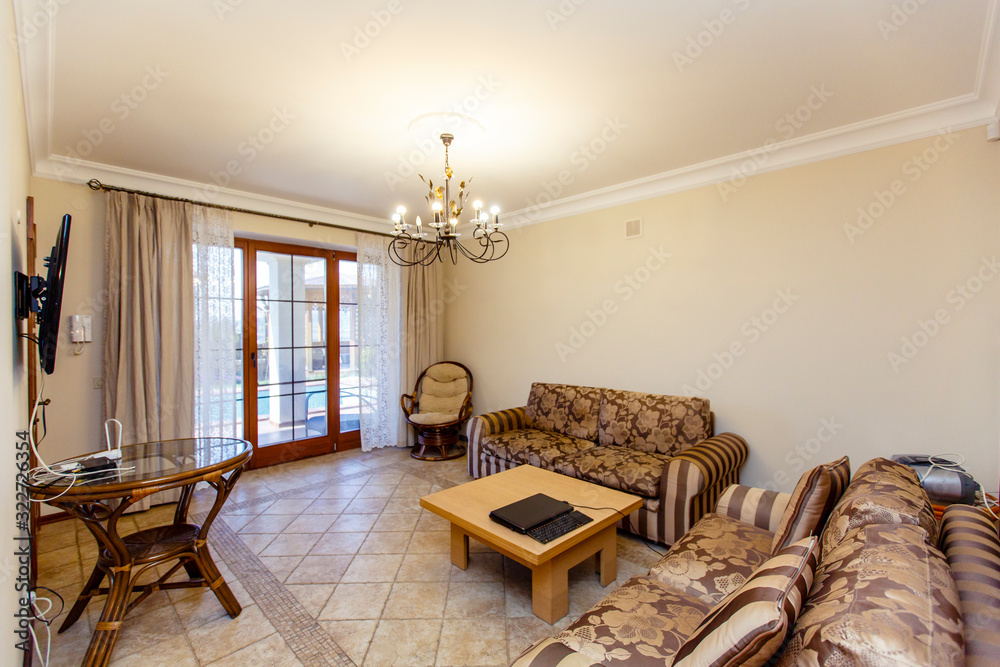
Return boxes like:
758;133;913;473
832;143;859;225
236;238;360;468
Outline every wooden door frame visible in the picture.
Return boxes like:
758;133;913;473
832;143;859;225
238;238;359;467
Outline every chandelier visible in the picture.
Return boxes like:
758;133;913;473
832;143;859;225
389;133;508;266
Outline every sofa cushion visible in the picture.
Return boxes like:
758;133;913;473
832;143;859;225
820;457;938;558
672;536;819;667
777;523;965;667
525;383;602;441
770;463;833;554
822;454;851;518
598;390;710;456
553;446;669;497
510;638;603;666
939;504;1000;666
407;411;458;425
553;576;712;666
479;429;597;468
647;513;773;605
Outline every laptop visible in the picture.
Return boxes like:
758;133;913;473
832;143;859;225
489;493;573;534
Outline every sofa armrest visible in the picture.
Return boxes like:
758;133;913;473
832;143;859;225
939;504;1000;665
715;484;791;533
659;433;749;546
466;406;527;478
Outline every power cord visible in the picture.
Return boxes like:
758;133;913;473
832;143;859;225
28;587;63;667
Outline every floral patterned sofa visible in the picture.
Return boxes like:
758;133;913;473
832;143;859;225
512;456;1000;667
466;383;748;546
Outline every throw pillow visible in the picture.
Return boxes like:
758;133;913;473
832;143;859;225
770;465;832;554
672;536;819;667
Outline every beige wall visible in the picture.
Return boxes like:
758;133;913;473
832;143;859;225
445;128;1000;494
3;0;35;661
27;178;359;515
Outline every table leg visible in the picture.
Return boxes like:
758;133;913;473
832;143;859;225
450;524;469;570
596;525;617;587
531;560;568;625
83;562;131;666
195;543;241;618
59;563;105;632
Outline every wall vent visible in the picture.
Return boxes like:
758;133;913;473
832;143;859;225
624;218;643;239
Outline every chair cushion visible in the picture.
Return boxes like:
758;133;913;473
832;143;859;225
424;362;467;383
598;390;711;456
672;537;819;667
525;383;602;441
647;513;774;605
553;576;713;666
939;504;1000;665
479;429;597;468
407;412;459;426
770;463;832;554
820;457;938;559
417;367;469;415
777;523;965;667
553;446;669;497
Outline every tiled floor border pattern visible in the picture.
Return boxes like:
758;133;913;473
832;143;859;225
193;462;462;667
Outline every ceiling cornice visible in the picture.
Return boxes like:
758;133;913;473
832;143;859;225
505;96;998;228
35;155;391;232
15;0;1000;233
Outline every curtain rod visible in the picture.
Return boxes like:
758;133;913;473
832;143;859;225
86;179;395;239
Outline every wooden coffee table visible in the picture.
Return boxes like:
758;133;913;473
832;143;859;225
420;465;642;624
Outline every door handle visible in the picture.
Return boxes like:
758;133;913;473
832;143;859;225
250;352;257;368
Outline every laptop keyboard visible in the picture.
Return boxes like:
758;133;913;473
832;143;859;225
527;510;593;544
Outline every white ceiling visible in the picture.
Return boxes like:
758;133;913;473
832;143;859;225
14;0;1000;231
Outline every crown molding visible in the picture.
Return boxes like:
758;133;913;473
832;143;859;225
36;155;392;233
504;96;998;228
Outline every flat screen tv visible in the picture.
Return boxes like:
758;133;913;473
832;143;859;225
15;214;72;375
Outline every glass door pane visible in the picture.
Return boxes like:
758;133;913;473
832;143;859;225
339;259;359;433
255;251;328;446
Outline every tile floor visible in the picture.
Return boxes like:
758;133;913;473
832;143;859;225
32;446;664;667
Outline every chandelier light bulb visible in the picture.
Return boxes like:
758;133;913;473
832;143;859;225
391;213;401;223
473;200;482;210
396;205;406;215
431;202;442;212
490;205;500;215
415;215;422;227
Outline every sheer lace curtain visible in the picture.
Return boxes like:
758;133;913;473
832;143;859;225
192;206;237;438
402;262;445;447
357;233;405;451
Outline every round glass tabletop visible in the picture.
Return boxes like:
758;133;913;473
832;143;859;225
28;437;252;494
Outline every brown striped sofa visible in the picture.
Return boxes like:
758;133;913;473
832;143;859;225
466;382;748;546
512;457;1000;667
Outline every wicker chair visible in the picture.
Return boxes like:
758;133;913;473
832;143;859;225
401;361;473;460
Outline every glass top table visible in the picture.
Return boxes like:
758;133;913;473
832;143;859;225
28;437;252;667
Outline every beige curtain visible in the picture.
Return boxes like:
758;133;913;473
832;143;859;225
103;191;196;510
402;263;445;446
